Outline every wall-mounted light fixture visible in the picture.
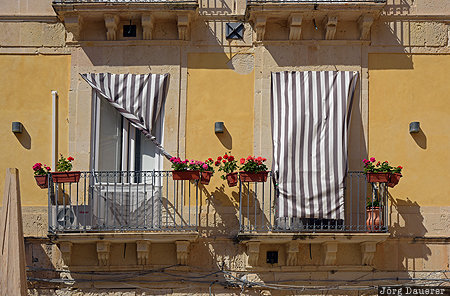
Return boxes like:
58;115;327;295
12;122;23;134
409;121;420;133
215;122;224;134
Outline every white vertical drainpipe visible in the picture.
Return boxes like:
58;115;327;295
52;90;58;170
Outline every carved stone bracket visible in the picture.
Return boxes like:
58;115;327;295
322;242;338;265
286;241;299;266
96;241;111;266
361;242;377;265
176;240;190;265
323;16;338;40
64;14;83;42
255;16;267;42
358;15;374;40
289;14;303;41
142;14;155;40
59;242;73;266
136;241;151;265
177;14;190;41
104;14;120;41
247;241;261;267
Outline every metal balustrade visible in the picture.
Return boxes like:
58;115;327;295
47;171;199;233
53;0;196;3
238;171;389;233
247;0;386;3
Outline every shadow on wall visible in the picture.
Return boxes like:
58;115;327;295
411;127;427;150
216;124;232;150
14;124;31;150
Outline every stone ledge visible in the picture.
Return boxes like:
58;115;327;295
237;232;390;244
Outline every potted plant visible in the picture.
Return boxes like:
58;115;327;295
32;162;51;189
51;155;81;183
388;165;403;188
239;156;269;182
363;157;391;183
216;153;238;187
200;158;215;185
366;198;382;232
170;157;200;181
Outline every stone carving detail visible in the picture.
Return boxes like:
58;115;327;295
289;14;303;41
64;14;83;42
176;241;190;265
177;14;190;41
255;16;267;42
322;242;338;265
142;14;154;40
104;14;120;41
358;15;374;40
324;16;338;40
361;242;377;265
96;241;111;266
136;241;151;265
286;241;299;266
59;242;73;266
247;241;261;267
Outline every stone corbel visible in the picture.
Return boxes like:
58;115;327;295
289;14;303;41
358;15;374;40
255;16;267;42
96;241;111;266
142;14;154;40
361;242;377;265
322;242;338;265
323;16;338;40
286;241;299;266
136;241;151;265
177;14;190;41
59;242;72;266
247;241;261;267
104;14;120;41
64;14;83;42
176;241;190;265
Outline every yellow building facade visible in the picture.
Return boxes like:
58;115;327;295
0;0;449;294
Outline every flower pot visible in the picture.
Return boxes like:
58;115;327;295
172;170;200;181
226;172;238;187
34;175;48;189
51;171;81;183
366;207;383;232
239;171;268;183
200;171;213;185
388;173;402;188
366;172;390;183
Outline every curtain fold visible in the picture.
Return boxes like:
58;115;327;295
271;71;359;220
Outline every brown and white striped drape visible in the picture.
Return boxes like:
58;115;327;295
81;73;171;159
271;71;359;220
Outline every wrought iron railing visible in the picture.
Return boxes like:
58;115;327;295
47;171;199;233
53;0;196;3
247;0;386;3
238;171;389;233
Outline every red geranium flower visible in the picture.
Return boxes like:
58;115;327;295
223;154;229;159
67;157;74;161
240;158;245;164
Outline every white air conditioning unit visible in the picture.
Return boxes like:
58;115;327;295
50;205;92;231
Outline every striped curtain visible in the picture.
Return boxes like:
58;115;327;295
81;73;171;159
271;71;359;220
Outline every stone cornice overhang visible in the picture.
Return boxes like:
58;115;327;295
236;232;389;244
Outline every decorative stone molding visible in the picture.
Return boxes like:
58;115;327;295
255;16;267;42
64;14;83;42
361;241;377;265
175;241;190;265
286;241;299;266
177;14;190;41
323;16;338;40
136;241;151;265
104;14;120;41
322;242;338;265
141;14;154;40
289;14;303;41
59;242;73;266
96;241;111;266
247;241;261;267
358;15;374;40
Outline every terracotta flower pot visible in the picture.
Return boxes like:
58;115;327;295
172;170;200;181
366;172;390;183
226;172;238;187
239;171;268;183
200;171;213;185
51;171;81;183
34;175;48;189
388;173;402;188
366;207;383;232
